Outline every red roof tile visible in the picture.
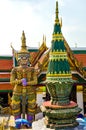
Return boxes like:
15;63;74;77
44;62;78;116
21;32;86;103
0;73;10;78
0;59;13;70
0;83;13;90
74;54;86;67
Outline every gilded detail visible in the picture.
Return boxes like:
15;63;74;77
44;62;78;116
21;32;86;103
10;31;37;123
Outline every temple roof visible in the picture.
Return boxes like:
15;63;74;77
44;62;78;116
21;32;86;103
73;54;86;67
46;1;72;83
71;47;86;51
0;56;13;71
0;43;86;84
72;47;86;67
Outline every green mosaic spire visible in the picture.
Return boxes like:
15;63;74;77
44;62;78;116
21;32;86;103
43;3;81;127
46;1;72;82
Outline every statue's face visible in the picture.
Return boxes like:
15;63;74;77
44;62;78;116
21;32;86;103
18;54;30;66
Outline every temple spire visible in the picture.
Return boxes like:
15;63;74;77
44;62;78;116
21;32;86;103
52;1;62;41
55;0;59;24
43;35;46;46
47;0;72;80
43;1;81;129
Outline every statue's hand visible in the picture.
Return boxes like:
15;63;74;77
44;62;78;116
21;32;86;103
21;78;27;86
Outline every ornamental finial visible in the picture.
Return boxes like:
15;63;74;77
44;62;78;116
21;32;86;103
55;0;59;23
43;35;46;47
60;17;62;28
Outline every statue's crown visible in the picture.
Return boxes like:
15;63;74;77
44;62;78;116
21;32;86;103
18;31;29;55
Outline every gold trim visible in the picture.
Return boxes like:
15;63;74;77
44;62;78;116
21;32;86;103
50;51;67;55
47;73;72;77
13;109;20;113
77;85;83;92
27;108;35;112
28;99;36;103
52;34;62;37
12;100;20;104
13;91;21;95
52;33;63;41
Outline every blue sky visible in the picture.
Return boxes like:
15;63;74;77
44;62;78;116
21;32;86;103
0;0;86;55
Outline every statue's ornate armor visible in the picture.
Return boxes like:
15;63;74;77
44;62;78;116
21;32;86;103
10;31;37;123
10;66;37;121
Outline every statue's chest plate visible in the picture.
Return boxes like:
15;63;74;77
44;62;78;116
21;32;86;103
16;68;32;80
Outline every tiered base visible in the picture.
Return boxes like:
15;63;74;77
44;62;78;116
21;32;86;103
43;101;82;130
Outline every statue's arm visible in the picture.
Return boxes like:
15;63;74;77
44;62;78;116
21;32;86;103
10;68;22;85
27;69;37;85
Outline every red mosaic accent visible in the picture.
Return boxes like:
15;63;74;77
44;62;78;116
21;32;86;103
43;101;77;109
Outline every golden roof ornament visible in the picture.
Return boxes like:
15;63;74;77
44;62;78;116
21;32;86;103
39;35;47;51
60;17;62;28
43;35;46;47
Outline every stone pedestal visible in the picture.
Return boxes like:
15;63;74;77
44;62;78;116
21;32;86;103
43;101;81;130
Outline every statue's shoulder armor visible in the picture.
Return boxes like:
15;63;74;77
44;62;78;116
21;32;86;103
27;66;34;72
11;66;19;73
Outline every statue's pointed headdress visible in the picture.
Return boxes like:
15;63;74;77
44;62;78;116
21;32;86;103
11;31;30;61
18;30;29;55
